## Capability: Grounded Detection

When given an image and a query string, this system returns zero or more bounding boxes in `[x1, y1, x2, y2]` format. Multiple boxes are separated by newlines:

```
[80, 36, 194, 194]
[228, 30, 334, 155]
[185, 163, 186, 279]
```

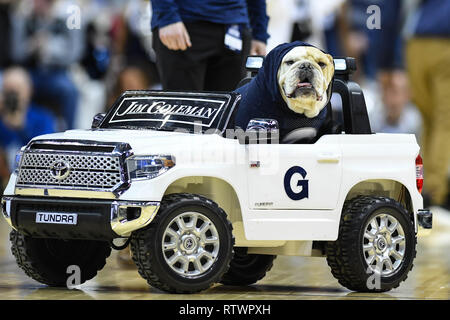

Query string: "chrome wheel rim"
[363, 213, 406, 277]
[162, 212, 220, 278]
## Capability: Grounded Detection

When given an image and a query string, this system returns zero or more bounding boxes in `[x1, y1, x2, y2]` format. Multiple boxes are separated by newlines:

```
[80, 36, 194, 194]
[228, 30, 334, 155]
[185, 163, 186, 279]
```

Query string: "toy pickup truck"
[1, 57, 432, 293]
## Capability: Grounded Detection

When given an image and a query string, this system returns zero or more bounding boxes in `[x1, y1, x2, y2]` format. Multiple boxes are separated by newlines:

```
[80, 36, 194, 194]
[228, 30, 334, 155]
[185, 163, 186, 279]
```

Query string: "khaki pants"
[406, 38, 450, 205]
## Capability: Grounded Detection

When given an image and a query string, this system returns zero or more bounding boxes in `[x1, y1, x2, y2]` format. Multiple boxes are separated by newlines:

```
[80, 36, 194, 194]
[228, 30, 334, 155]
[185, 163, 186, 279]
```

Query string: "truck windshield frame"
[99, 91, 241, 135]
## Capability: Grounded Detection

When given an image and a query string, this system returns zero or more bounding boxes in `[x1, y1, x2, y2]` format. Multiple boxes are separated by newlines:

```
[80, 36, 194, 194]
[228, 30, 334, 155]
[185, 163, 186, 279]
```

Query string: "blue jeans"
[31, 69, 78, 130]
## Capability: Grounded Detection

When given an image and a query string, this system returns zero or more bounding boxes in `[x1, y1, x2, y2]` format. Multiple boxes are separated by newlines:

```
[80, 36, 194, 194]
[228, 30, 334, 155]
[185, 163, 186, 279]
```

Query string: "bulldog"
[234, 41, 335, 139]
[278, 46, 334, 118]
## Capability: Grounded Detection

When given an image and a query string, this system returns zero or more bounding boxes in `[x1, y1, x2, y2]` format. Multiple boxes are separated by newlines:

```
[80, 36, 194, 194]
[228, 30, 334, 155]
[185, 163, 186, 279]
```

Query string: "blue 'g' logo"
[284, 166, 309, 200]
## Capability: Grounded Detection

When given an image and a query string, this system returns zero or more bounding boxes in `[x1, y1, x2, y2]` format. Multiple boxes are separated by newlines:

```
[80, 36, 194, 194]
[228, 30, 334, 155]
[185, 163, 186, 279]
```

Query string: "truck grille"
[16, 140, 131, 192]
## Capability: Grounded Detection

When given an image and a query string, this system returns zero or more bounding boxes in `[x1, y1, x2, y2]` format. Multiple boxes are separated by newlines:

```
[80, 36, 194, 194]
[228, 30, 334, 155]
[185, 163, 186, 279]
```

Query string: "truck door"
[246, 136, 342, 210]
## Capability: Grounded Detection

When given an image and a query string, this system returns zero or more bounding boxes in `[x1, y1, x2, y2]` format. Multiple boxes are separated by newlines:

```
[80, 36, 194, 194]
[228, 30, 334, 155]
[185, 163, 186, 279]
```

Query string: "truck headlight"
[127, 155, 175, 180]
[13, 147, 25, 174]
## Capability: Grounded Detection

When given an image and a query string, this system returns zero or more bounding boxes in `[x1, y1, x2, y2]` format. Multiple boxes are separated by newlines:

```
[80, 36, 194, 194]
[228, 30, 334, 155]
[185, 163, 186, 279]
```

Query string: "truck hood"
[30, 129, 221, 155]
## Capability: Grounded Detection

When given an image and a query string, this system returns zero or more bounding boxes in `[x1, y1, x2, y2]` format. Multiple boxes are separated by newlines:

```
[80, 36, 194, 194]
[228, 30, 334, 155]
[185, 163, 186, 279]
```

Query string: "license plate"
[36, 212, 78, 225]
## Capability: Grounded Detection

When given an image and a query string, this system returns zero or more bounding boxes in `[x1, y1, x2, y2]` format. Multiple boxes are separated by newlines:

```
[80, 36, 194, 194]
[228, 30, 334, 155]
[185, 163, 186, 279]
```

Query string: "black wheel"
[10, 230, 111, 286]
[326, 196, 417, 292]
[220, 247, 276, 286]
[130, 193, 234, 293]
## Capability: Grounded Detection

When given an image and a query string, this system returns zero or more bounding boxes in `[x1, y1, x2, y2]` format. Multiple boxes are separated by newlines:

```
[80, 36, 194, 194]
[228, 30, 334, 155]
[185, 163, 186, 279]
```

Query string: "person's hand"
[250, 40, 267, 56]
[159, 22, 192, 51]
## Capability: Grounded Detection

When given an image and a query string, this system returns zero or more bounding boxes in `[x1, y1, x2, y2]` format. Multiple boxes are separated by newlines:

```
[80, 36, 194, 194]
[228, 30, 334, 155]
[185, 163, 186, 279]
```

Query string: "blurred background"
[0, 0, 449, 299]
[0, 0, 448, 211]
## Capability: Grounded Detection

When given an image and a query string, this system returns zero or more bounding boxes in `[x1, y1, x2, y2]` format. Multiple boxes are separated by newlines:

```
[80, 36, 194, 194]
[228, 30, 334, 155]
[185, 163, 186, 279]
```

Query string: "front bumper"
[1, 196, 159, 240]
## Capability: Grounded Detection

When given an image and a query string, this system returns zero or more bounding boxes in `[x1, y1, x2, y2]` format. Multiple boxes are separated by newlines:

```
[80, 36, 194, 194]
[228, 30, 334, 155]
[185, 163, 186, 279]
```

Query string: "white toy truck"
[1, 57, 432, 293]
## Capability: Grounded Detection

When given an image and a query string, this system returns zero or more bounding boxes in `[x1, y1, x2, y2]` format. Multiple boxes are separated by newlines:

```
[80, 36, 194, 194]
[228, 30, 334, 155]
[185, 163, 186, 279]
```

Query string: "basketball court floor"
[0, 207, 448, 300]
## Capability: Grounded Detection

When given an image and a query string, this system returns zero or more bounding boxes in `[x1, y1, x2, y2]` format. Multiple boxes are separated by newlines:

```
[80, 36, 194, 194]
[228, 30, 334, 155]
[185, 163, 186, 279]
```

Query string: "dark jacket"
[414, 0, 450, 36]
[150, 0, 269, 43]
[233, 41, 328, 138]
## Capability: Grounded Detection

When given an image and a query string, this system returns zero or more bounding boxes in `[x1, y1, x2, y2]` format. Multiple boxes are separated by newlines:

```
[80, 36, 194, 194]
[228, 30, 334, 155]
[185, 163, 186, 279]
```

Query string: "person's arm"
[246, 0, 269, 55]
[151, 0, 191, 51]
[151, 0, 182, 29]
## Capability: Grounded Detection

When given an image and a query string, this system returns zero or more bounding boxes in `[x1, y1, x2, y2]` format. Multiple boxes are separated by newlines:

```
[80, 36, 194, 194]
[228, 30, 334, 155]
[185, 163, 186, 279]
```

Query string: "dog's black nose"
[299, 62, 313, 70]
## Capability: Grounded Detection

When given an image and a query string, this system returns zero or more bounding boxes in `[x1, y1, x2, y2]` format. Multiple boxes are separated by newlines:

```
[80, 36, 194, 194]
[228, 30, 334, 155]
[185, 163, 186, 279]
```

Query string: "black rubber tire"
[10, 230, 111, 287]
[130, 193, 235, 294]
[220, 247, 276, 286]
[325, 196, 417, 292]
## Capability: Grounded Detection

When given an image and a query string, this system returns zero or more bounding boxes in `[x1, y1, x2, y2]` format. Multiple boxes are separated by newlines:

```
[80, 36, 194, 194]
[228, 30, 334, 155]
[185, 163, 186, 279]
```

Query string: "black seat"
[281, 127, 318, 144]
[281, 102, 343, 144]
[236, 77, 252, 89]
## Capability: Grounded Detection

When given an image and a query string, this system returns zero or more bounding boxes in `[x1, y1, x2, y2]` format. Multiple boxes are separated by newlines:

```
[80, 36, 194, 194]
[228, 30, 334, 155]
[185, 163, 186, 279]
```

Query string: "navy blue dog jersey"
[234, 41, 329, 138]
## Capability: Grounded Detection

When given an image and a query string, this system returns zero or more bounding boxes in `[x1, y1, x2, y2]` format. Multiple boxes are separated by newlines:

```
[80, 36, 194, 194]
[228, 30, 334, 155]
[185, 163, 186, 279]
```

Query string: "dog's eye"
[318, 62, 327, 68]
[285, 60, 295, 66]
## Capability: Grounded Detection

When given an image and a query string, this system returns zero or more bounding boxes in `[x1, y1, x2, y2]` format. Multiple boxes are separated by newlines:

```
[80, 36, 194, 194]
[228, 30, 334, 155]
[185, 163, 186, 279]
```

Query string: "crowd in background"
[0, 0, 448, 209]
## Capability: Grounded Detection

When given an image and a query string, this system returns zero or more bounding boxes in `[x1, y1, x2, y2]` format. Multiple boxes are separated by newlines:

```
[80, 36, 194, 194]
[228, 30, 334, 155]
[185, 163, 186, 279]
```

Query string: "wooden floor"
[0, 207, 449, 300]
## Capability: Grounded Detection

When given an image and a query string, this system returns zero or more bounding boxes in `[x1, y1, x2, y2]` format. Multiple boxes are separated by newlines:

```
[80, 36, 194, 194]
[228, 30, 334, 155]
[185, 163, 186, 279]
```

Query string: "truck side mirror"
[237, 118, 279, 144]
[91, 113, 106, 129]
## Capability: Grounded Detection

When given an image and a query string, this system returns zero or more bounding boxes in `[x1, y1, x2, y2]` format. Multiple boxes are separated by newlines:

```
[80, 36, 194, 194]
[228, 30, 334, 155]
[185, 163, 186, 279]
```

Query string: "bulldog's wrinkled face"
[278, 46, 334, 118]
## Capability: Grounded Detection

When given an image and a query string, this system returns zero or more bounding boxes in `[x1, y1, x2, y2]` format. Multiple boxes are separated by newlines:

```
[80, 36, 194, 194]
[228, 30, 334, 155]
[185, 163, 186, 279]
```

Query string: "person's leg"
[153, 21, 225, 91]
[407, 38, 450, 205]
[153, 31, 204, 90]
[204, 51, 242, 91]
[406, 40, 433, 117]
[204, 27, 251, 92]
[406, 39, 432, 186]
[423, 39, 450, 205]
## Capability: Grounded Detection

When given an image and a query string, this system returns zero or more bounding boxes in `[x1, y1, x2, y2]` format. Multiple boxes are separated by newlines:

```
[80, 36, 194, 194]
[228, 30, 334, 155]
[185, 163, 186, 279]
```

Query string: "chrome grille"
[21, 153, 120, 171]
[16, 141, 130, 192]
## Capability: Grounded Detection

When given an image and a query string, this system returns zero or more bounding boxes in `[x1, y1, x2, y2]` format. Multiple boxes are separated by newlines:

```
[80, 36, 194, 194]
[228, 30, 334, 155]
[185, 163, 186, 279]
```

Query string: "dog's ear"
[325, 54, 335, 83]
[326, 54, 334, 72]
